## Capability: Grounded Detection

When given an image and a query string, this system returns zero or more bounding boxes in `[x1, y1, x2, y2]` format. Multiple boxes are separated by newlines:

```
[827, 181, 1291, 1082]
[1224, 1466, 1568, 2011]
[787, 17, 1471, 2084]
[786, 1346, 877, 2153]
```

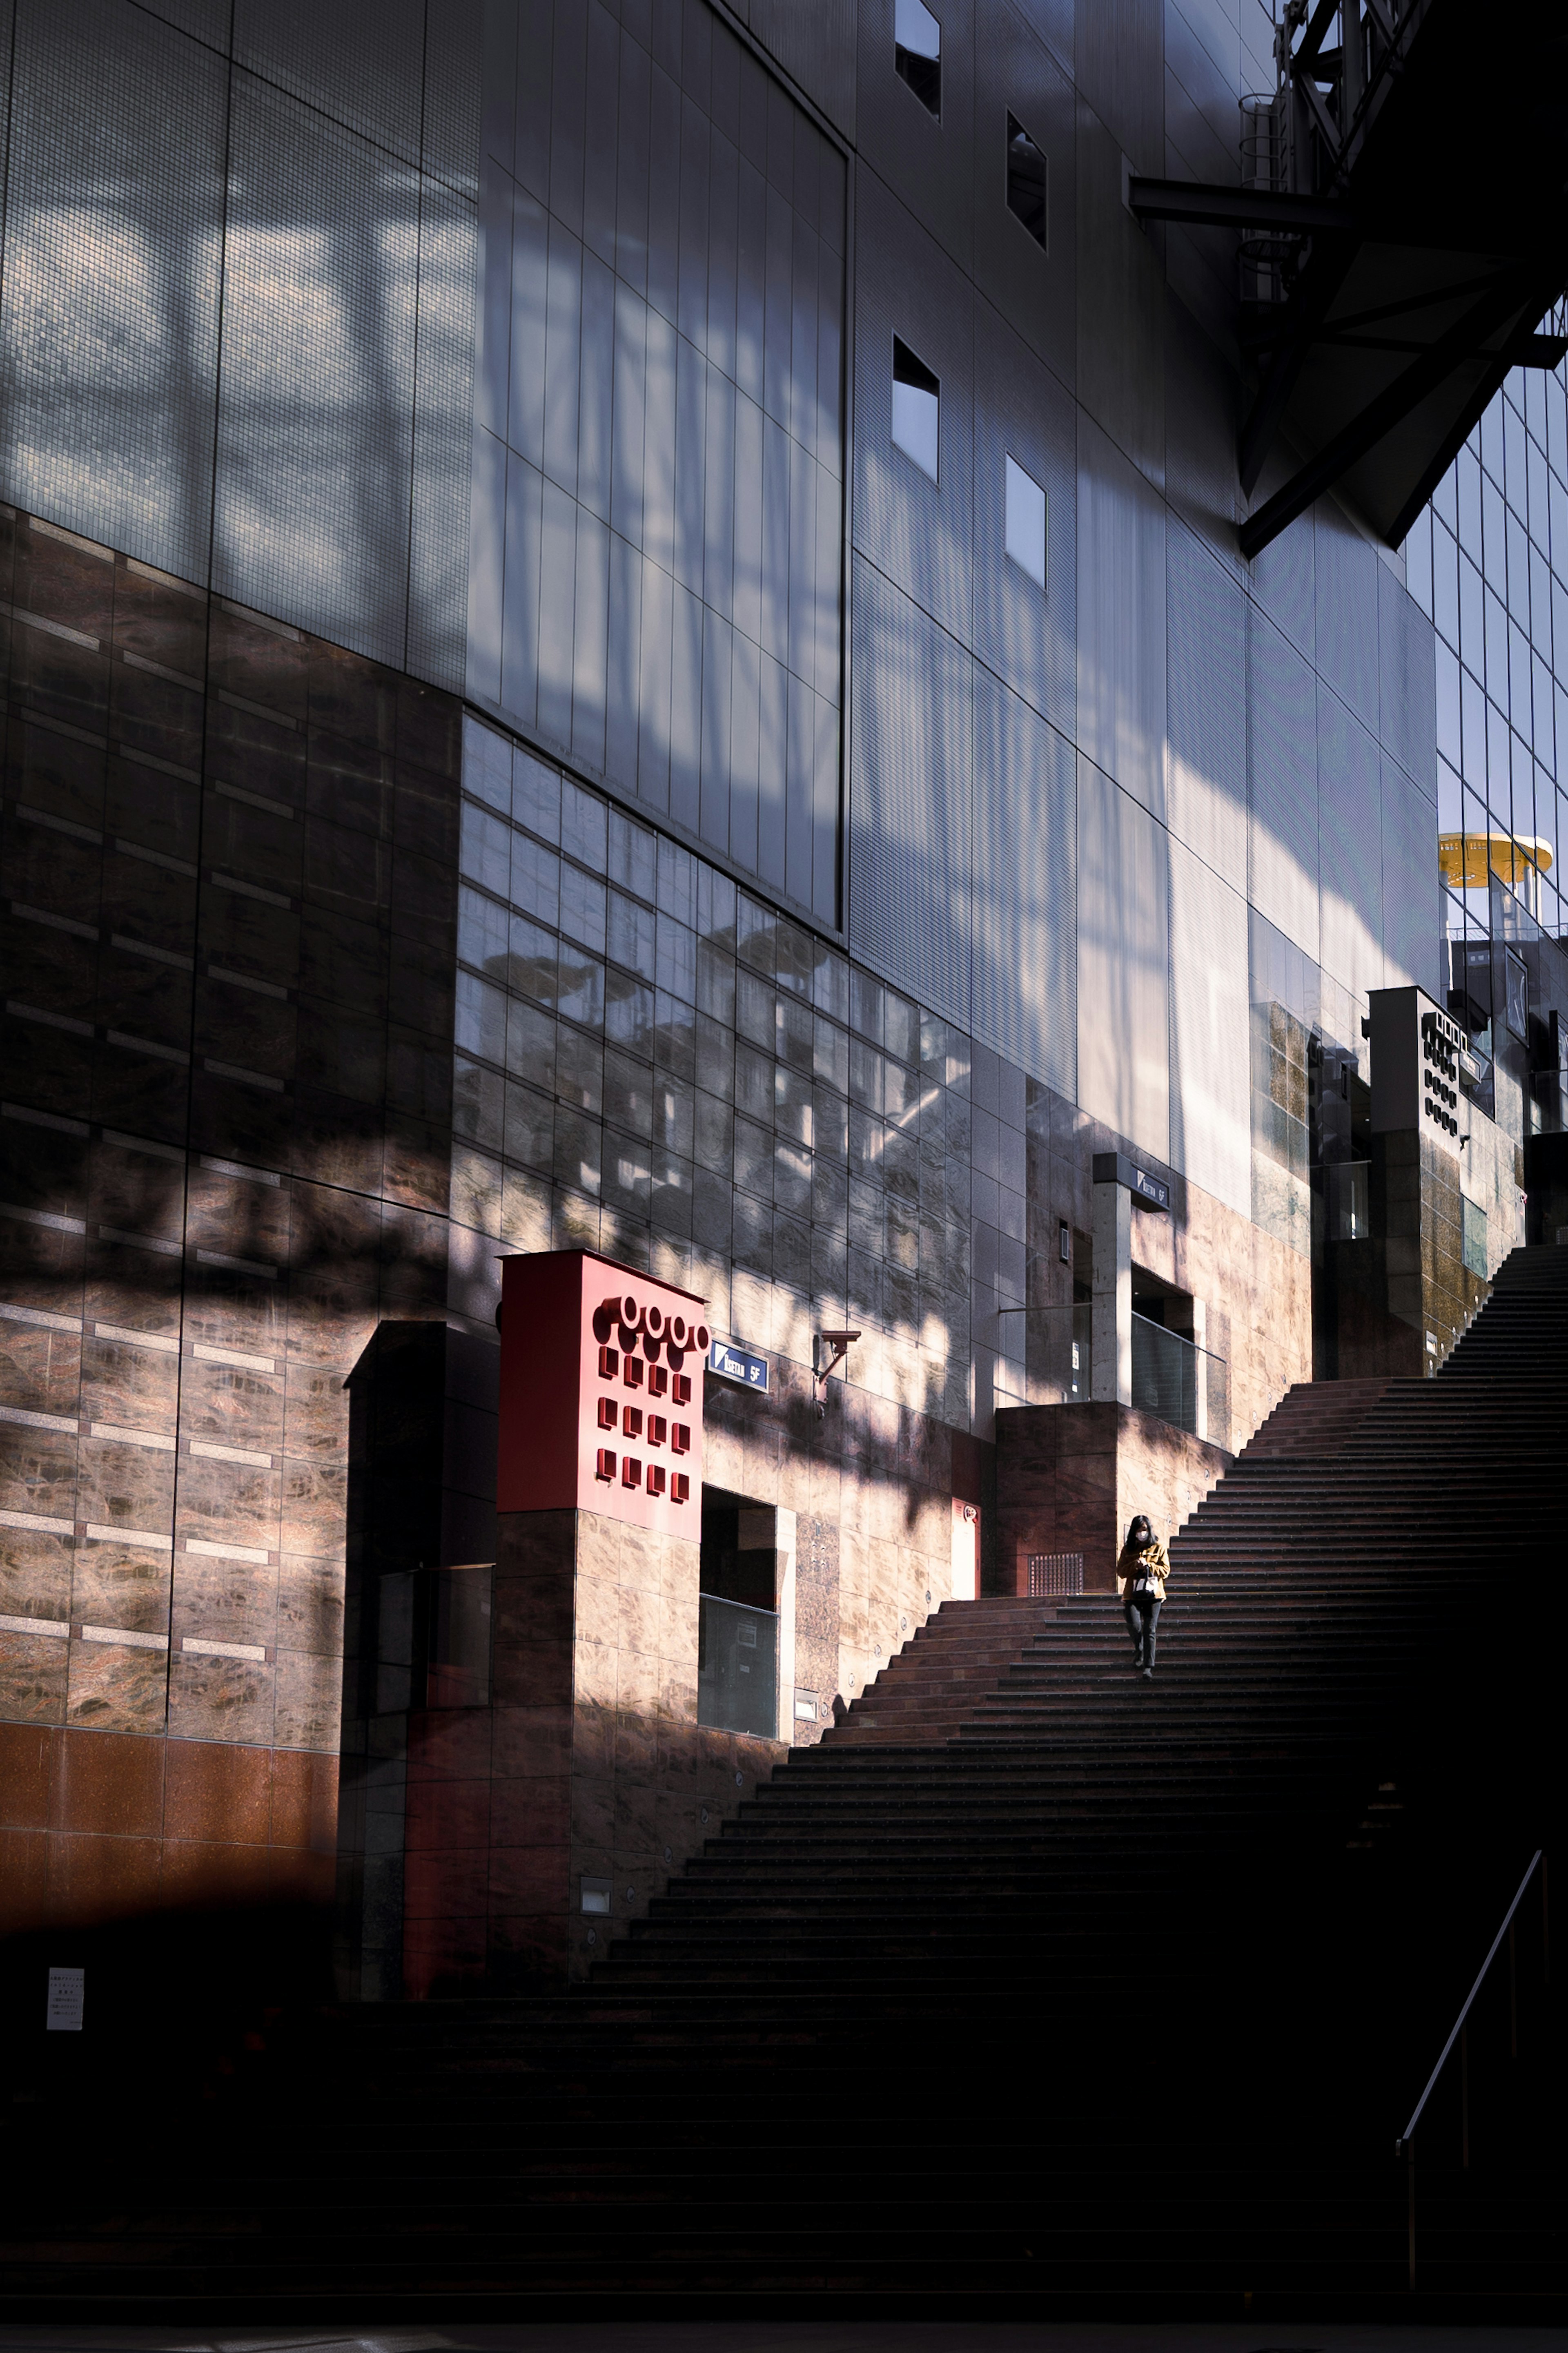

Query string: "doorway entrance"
[698, 1488, 780, 1738]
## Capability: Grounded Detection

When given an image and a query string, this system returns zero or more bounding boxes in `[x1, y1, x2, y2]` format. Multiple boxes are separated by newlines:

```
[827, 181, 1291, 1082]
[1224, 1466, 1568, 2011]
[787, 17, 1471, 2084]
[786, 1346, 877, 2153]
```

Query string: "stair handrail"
[1394, 1847, 1543, 2291]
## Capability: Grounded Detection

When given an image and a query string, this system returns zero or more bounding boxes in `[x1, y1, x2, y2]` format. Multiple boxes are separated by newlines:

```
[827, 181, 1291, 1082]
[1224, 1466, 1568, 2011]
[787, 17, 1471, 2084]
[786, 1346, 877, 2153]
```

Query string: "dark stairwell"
[2, 1249, 1564, 2318]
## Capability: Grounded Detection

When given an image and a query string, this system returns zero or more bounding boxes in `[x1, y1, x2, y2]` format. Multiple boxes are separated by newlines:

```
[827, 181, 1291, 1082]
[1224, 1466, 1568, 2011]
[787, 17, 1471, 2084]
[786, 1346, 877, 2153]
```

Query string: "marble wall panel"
[171, 1550, 278, 1649]
[275, 1552, 343, 1658]
[0, 1322, 82, 1418]
[277, 1460, 348, 1563]
[0, 1426, 79, 1524]
[78, 1333, 179, 1432]
[271, 1647, 341, 1760]
[75, 1433, 177, 1537]
[167, 1651, 274, 1746]
[0, 1630, 67, 1724]
[182, 1263, 288, 1359]
[69, 1537, 172, 1635]
[175, 1452, 281, 1555]
[66, 1637, 168, 1732]
[89, 1142, 186, 1245]
[0, 1506, 71, 1613]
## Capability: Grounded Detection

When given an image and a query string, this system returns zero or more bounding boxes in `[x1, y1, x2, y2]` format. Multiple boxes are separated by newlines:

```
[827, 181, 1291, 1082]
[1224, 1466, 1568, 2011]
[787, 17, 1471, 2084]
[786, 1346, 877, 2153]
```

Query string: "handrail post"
[1394, 1845, 1544, 2285]
[1460, 2023, 1468, 2168]
[1509, 1918, 1518, 2059]
[1398, 1851, 1542, 2150]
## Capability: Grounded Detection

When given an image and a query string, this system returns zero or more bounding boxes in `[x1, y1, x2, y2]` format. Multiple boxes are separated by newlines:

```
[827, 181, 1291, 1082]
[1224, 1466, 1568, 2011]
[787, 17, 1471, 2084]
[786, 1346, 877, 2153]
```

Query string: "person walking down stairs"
[1118, 1513, 1169, 1680]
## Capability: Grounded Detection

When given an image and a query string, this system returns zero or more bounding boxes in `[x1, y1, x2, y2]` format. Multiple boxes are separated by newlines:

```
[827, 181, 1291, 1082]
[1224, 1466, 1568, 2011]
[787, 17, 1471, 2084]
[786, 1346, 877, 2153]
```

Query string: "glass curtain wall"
[1403, 337, 1568, 1052]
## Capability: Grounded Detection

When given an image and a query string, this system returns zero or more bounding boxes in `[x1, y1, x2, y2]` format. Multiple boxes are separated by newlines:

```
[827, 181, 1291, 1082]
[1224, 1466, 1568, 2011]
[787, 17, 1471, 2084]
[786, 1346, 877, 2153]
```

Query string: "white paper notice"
[46, 1966, 84, 2032]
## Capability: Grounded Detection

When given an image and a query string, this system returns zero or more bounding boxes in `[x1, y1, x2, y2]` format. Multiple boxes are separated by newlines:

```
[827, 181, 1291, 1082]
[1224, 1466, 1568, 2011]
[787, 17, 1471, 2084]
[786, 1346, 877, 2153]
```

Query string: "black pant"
[1125, 1594, 1160, 1669]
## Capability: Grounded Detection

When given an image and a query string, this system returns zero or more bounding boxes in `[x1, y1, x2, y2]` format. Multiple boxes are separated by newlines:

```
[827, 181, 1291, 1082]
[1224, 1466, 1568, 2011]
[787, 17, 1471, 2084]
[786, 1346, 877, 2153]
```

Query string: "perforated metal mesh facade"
[1316, 683, 1384, 1005]
[970, 301, 1075, 737]
[0, 0, 478, 688]
[1314, 504, 1380, 734]
[409, 176, 481, 689]
[215, 80, 419, 669]
[971, 669, 1075, 1097]
[470, 0, 845, 927]
[1166, 521, 1246, 891]
[1076, 758, 1169, 1164]
[1381, 754, 1443, 997]
[234, 0, 427, 169]
[0, 0, 225, 585]
[0, 0, 1466, 1287]
[1168, 838, 1250, 1220]
[1247, 604, 1321, 962]
[838, 9, 1448, 1225]
[849, 557, 971, 1025]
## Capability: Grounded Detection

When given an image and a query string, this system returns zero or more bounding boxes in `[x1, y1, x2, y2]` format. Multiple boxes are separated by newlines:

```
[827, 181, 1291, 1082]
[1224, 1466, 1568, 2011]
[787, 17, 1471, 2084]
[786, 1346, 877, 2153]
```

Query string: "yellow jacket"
[1116, 1537, 1170, 1603]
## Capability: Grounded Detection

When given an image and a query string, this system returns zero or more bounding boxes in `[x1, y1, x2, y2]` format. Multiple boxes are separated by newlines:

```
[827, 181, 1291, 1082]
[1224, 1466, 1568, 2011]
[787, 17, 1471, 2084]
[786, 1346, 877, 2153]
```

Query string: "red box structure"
[497, 1250, 709, 1535]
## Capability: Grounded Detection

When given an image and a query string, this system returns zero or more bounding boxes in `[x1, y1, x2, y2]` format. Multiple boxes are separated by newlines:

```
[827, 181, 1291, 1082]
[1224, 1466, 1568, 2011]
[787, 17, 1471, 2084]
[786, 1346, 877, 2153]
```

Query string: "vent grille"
[1027, 1551, 1082, 1597]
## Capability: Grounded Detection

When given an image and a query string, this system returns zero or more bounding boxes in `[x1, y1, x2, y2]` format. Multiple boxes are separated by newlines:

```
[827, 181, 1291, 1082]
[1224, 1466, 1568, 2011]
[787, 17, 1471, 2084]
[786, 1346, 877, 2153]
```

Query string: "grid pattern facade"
[450, 710, 982, 1437]
[1404, 358, 1568, 955]
[0, 503, 462, 1898]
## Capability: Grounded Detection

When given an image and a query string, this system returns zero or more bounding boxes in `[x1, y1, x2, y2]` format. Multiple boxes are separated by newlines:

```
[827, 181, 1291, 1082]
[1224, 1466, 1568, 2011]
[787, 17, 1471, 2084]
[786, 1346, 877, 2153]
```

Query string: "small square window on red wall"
[672, 1373, 691, 1405]
[623, 1356, 643, 1388]
[648, 1414, 666, 1447]
[671, 1472, 689, 1503]
[598, 1345, 619, 1378]
[648, 1363, 668, 1397]
[597, 1397, 617, 1430]
[622, 1405, 642, 1438]
[621, 1456, 641, 1488]
[646, 1464, 666, 1497]
[671, 1423, 690, 1453]
[596, 1447, 616, 1481]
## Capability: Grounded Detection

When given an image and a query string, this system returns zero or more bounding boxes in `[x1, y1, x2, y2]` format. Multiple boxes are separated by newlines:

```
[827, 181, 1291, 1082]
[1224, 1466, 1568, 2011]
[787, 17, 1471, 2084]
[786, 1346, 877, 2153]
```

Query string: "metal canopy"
[1129, 0, 1568, 558]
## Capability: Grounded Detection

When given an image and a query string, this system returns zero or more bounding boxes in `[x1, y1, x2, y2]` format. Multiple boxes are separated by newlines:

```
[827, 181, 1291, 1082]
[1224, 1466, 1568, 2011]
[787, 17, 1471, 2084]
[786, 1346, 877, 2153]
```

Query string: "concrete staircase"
[824, 1369, 1392, 1750]
[1241, 1373, 1390, 1456]
[823, 1595, 1055, 1745]
[1, 1249, 1564, 2317]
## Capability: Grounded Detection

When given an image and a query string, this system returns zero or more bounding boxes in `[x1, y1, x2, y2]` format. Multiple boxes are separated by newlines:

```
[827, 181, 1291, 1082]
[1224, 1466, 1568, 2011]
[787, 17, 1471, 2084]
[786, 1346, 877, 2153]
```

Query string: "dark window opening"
[1007, 110, 1047, 248]
[895, 0, 941, 117]
[700, 1487, 777, 1610]
[892, 335, 940, 482]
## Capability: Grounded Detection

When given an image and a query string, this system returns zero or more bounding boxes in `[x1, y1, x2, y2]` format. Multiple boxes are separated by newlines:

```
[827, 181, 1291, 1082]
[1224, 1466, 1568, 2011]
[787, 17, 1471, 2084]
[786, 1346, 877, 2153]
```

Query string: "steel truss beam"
[1238, 267, 1537, 559]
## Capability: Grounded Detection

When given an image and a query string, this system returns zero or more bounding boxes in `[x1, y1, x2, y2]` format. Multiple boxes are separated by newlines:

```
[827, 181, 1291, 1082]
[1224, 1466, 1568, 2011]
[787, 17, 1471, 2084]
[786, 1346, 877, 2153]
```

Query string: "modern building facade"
[0, 0, 1559, 1995]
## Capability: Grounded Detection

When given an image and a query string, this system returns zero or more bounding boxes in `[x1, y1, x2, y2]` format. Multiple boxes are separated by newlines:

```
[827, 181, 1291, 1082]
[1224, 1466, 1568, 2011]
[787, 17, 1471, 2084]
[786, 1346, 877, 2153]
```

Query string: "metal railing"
[995, 1302, 1229, 1443]
[1394, 1848, 1546, 2290]
[1238, 0, 1426, 300]
[1131, 1314, 1230, 1447]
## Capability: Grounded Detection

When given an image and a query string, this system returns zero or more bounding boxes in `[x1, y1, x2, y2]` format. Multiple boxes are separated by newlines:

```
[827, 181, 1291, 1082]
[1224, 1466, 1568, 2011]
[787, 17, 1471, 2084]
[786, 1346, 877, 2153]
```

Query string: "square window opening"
[1006, 110, 1047, 248]
[893, 336, 940, 484]
[1005, 454, 1047, 589]
[895, 0, 941, 116]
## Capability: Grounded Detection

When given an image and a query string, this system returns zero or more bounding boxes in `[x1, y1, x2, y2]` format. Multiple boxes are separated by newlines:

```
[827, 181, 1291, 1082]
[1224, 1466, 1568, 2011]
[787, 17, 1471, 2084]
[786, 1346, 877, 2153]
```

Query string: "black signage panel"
[1091, 1151, 1170, 1212]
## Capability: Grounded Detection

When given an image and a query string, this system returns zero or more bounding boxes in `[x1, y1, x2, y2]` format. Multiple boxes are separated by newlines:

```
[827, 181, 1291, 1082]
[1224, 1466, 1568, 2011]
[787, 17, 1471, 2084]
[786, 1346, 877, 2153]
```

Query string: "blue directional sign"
[708, 1337, 769, 1393]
